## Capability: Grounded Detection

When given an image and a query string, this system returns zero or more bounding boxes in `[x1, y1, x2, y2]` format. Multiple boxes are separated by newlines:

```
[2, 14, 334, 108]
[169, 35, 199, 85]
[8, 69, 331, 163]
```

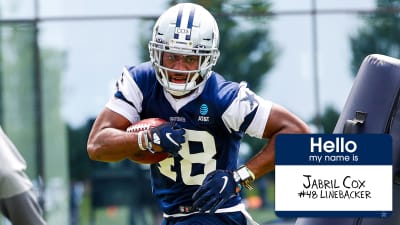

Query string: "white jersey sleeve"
[106, 67, 142, 123]
[221, 82, 272, 138]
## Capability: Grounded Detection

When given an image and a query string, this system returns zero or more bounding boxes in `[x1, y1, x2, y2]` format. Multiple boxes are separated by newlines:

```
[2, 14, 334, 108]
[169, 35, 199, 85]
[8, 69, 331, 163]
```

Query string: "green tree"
[172, 0, 276, 92]
[310, 105, 340, 134]
[326, 0, 400, 134]
[322, 0, 400, 135]
[350, 0, 400, 75]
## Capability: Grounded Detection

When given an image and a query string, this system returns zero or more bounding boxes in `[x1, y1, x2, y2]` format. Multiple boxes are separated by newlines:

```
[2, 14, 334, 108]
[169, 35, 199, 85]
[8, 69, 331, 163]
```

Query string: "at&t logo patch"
[198, 104, 210, 123]
[200, 104, 208, 115]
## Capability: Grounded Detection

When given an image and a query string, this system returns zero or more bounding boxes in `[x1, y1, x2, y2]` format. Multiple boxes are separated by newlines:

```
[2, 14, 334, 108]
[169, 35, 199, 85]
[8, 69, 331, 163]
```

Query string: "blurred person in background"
[0, 126, 47, 225]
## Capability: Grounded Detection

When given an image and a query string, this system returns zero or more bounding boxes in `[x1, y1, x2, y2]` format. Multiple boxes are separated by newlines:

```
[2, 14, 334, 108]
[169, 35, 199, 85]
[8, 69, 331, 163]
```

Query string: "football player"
[87, 3, 310, 225]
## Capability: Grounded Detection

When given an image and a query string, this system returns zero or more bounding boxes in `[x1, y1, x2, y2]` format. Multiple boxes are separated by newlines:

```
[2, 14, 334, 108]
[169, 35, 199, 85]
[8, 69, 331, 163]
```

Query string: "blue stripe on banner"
[275, 134, 392, 165]
[185, 6, 195, 40]
[174, 5, 184, 39]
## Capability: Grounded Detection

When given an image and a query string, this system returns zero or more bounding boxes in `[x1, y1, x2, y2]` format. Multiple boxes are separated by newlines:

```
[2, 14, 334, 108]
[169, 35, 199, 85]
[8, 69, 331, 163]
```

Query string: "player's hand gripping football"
[192, 170, 240, 213]
[148, 122, 185, 156]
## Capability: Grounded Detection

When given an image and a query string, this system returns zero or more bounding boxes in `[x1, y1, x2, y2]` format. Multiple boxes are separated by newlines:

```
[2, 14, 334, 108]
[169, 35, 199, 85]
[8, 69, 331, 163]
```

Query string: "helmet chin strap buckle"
[158, 69, 200, 97]
[164, 79, 196, 97]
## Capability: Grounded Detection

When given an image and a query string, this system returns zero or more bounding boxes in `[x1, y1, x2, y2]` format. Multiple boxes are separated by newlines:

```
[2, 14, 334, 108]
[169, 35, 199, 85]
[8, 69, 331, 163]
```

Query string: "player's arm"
[245, 103, 311, 179]
[87, 108, 161, 163]
[192, 103, 310, 213]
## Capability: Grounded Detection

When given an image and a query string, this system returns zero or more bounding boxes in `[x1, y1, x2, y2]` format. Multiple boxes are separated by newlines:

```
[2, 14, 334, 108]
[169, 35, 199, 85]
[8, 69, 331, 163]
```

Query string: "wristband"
[138, 131, 156, 153]
[143, 131, 154, 153]
[137, 131, 146, 151]
[143, 131, 155, 153]
[233, 165, 255, 190]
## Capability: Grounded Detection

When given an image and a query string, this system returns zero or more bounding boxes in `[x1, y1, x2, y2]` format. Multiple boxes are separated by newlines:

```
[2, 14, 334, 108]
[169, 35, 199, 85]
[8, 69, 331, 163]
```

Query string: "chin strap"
[162, 73, 199, 96]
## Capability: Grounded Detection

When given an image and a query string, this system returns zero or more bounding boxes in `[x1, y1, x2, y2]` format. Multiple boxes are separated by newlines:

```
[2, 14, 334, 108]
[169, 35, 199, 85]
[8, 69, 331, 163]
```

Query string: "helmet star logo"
[241, 91, 258, 110]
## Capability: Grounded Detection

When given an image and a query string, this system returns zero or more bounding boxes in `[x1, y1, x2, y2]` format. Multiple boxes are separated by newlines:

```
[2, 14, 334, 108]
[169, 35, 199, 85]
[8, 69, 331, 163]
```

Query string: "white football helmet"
[148, 3, 220, 96]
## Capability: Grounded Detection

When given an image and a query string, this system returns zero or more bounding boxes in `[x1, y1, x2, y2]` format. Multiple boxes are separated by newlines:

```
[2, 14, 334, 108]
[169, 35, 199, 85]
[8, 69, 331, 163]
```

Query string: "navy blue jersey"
[106, 62, 272, 215]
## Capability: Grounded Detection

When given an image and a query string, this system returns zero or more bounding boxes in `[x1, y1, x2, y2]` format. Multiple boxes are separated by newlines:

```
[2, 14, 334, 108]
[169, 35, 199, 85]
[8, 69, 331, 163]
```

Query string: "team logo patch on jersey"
[240, 90, 259, 111]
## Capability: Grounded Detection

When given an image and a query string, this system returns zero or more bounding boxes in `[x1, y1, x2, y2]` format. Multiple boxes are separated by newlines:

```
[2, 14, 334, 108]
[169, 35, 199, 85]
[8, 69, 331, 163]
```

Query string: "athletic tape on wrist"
[143, 131, 155, 153]
[137, 131, 146, 151]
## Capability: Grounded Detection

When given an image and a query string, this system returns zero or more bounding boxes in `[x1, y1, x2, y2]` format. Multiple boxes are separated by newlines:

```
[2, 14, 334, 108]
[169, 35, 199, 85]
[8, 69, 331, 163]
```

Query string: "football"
[126, 118, 170, 164]
[126, 117, 167, 133]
